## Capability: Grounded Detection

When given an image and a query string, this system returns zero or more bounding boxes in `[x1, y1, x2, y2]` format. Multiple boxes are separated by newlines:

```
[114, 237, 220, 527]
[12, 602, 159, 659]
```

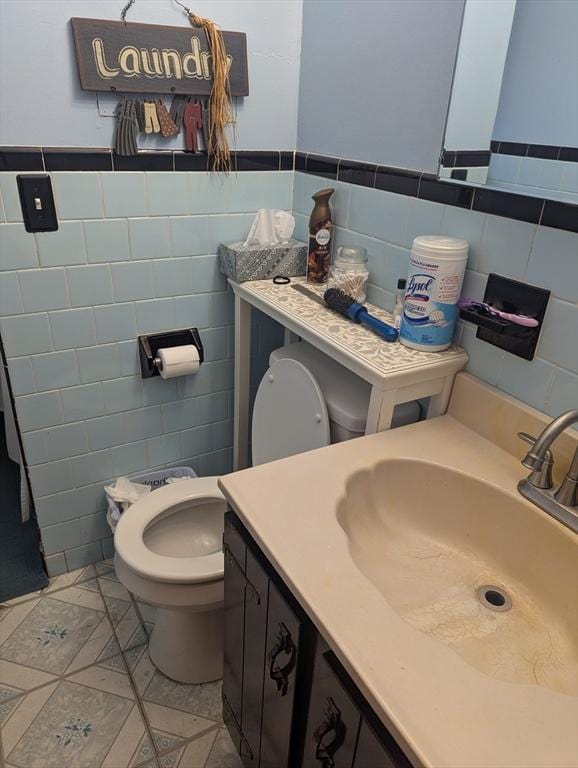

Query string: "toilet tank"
[269, 342, 420, 443]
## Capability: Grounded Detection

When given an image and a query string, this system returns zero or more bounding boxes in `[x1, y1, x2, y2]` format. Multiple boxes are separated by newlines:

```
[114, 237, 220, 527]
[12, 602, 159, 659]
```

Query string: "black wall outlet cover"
[476, 273, 550, 360]
[16, 174, 58, 233]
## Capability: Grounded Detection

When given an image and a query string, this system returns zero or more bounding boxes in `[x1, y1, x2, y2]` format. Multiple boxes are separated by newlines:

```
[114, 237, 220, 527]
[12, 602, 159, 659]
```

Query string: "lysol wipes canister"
[400, 236, 469, 352]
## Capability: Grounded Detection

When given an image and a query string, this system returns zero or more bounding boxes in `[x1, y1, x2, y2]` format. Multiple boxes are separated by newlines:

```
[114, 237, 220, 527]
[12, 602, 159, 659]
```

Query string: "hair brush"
[324, 288, 399, 342]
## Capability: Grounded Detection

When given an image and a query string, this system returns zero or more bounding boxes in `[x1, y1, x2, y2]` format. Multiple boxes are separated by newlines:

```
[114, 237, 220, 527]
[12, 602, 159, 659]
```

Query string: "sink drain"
[477, 585, 512, 612]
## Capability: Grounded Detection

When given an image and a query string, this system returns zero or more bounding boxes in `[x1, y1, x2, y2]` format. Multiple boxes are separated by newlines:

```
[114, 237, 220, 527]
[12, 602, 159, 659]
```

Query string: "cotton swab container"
[328, 245, 369, 303]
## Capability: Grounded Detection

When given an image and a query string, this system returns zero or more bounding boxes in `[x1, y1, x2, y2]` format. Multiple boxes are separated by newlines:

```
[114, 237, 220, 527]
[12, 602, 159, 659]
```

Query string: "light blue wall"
[296, 0, 465, 172]
[0, 170, 289, 574]
[0, 0, 303, 149]
[493, 0, 578, 146]
[292, 171, 578, 419]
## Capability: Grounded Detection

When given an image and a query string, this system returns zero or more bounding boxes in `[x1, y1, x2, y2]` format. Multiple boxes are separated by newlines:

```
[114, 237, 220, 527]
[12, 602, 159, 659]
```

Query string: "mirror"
[440, 0, 577, 204]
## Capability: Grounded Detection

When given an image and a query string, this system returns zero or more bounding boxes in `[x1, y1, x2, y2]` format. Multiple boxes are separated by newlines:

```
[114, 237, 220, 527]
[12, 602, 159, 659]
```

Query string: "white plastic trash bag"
[104, 466, 198, 533]
[105, 477, 151, 531]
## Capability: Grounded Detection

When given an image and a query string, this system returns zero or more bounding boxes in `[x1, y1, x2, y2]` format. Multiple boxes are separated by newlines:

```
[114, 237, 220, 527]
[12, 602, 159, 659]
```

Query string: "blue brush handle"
[348, 303, 399, 342]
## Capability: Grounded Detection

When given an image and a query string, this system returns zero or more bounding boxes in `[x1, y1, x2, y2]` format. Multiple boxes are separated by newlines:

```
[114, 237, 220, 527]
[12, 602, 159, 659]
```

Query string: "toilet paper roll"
[158, 345, 200, 379]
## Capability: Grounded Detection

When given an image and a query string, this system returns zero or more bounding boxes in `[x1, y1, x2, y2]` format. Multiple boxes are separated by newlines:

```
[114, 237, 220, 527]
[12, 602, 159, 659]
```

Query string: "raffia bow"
[185, 10, 234, 172]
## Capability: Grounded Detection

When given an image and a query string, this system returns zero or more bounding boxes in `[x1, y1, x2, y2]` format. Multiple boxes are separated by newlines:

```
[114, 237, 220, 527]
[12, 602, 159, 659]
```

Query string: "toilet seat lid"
[114, 477, 226, 583]
[252, 358, 330, 466]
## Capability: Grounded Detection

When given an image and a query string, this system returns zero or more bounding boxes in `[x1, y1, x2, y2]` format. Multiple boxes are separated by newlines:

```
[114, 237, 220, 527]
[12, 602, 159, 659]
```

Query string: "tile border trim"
[295, 152, 577, 233]
[0, 147, 295, 174]
[441, 149, 491, 168]
[490, 141, 578, 163]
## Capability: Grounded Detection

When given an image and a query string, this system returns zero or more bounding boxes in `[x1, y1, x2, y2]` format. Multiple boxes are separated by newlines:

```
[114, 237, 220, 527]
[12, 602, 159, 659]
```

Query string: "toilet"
[114, 342, 419, 684]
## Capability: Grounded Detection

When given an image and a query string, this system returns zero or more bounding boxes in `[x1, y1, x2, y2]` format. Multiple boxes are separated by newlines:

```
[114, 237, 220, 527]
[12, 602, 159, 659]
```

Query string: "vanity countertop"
[218, 374, 578, 768]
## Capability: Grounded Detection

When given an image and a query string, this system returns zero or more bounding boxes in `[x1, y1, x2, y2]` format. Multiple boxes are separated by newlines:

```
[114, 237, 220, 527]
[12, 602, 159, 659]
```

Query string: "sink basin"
[337, 458, 578, 695]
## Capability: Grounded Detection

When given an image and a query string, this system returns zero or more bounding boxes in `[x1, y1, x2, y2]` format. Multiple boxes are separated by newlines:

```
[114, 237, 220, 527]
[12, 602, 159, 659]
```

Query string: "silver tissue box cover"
[218, 239, 307, 282]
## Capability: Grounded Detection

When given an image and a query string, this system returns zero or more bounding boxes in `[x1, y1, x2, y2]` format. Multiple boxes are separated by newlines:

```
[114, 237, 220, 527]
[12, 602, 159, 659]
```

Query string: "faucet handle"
[518, 432, 554, 489]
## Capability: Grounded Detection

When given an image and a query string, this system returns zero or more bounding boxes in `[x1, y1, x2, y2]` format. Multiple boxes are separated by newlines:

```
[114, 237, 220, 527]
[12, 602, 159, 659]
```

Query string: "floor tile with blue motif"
[0, 560, 240, 767]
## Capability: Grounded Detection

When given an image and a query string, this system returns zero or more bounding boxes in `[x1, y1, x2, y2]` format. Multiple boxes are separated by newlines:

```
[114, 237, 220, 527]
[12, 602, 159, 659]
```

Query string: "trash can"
[105, 466, 197, 532]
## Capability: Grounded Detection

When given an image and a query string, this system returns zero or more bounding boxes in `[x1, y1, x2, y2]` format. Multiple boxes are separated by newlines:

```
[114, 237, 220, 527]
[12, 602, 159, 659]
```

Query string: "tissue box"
[218, 239, 307, 283]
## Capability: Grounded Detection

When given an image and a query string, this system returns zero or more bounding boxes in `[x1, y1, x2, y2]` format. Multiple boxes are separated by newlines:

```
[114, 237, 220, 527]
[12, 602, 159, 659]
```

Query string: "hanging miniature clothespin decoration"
[135, 99, 146, 133]
[116, 0, 235, 169]
[115, 97, 139, 155]
[183, 99, 203, 152]
[170, 95, 188, 129]
[143, 101, 160, 134]
[156, 99, 180, 137]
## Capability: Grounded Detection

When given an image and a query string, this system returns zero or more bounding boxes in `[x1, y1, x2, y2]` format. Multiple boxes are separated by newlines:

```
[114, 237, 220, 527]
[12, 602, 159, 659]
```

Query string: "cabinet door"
[240, 546, 270, 767]
[259, 578, 302, 768]
[223, 513, 247, 745]
[354, 719, 398, 768]
[302, 647, 361, 768]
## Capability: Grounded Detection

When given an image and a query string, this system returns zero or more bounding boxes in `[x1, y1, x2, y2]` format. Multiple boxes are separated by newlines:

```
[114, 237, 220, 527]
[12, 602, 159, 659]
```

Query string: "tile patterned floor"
[0, 560, 241, 768]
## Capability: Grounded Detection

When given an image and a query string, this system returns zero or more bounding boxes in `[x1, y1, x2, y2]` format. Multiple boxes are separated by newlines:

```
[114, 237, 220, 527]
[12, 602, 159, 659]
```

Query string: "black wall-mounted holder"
[138, 328, 204, 378]
[459, 273, 550, 360]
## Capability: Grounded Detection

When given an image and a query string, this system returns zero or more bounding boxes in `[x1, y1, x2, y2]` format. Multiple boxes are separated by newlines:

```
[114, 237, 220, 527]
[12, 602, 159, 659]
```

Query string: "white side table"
[230, 277, 468, 470]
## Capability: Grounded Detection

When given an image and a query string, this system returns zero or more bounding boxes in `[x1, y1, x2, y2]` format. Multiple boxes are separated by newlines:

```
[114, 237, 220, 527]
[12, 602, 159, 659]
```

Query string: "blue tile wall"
[0, 169, 292, 572]
[84, 219, 130, 263]
[293, 170, 578, 419]
[37, 221, 86, 267]
[67, 264, 114, 308]
[18, 268, 69, 312]
[488, 154, 578, 203]
[128, 217, 170, 260]
[1, 224, 38, 270]
[5, 164, 572, 576]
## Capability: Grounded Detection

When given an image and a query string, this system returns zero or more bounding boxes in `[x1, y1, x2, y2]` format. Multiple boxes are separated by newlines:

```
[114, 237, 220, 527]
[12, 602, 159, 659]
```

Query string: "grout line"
[106, 584, 223, 763]
[94, 573, 162, 760]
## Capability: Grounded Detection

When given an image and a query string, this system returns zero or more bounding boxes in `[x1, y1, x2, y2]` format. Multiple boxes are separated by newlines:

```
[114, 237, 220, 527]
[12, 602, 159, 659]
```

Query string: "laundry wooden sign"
[70, 18, 249, 96]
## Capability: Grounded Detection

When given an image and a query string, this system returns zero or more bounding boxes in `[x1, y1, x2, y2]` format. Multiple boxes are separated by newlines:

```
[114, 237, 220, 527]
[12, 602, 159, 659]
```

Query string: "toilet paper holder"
[138, 328, 204, 378]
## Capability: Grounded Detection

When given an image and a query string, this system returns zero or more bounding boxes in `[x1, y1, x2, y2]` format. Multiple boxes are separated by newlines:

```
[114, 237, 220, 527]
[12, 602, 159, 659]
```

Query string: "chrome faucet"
[518, 409, 578, 533]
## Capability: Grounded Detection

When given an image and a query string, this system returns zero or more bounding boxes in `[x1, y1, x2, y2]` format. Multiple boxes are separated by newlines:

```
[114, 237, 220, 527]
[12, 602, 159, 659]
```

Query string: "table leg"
[233, 295, 251, 471]
[365, 386, 396, 434]
[426, 375, 454, 418]
[284, 328, 300, 345]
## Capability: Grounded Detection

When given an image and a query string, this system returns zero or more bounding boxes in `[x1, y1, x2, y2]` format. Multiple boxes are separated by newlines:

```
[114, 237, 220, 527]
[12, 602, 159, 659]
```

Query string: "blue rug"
[0, 412, 47, 602]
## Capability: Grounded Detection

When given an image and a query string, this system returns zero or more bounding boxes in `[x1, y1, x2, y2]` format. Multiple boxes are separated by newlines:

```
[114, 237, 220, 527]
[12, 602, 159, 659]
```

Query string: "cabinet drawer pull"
[269, 622, 296, 696]
[313, 697, 346, 767]
[223, 542, 261, 604]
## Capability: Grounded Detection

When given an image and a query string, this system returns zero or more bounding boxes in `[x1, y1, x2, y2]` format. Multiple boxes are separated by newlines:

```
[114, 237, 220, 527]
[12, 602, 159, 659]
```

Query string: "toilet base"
[148, 605, 223, 684]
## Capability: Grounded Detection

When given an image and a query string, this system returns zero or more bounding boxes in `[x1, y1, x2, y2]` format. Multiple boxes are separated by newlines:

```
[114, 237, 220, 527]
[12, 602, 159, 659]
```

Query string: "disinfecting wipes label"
[400, 254, 465, 349]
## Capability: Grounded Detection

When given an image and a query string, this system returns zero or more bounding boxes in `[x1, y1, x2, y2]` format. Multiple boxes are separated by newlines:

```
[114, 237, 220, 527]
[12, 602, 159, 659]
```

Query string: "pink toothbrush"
[458, 299, 539, 328]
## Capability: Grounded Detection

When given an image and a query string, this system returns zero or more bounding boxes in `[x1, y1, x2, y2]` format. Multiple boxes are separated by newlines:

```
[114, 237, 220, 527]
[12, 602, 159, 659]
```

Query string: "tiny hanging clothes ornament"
[143, 100, 160, 134]
[115, 97, 139, 156]
[135, 99, 146, 133]
[183, 99, 203, 153]
[170, 94, 188, 127]
[156, 100, 179, 137]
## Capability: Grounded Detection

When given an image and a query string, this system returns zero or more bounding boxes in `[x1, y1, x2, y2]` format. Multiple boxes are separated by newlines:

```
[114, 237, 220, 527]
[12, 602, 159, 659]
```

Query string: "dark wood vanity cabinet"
[223, 511, 412, 768]
[223, 512, 314, 767]
[303, 642, 410, 768]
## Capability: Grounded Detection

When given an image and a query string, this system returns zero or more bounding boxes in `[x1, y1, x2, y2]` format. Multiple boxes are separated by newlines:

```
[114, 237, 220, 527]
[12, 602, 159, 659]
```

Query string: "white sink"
[337, 458, 578, 695]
